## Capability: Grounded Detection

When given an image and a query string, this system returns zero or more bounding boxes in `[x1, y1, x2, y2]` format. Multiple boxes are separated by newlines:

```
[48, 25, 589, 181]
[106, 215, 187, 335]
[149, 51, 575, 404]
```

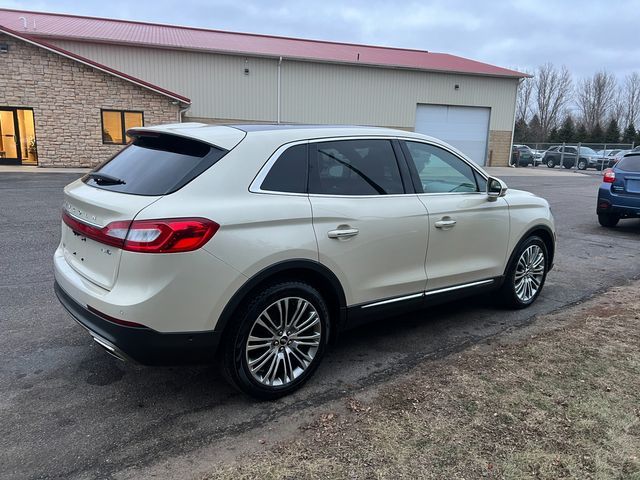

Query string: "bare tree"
[575, 71, 617, 130]
[533, 63, 573, 139]
[516, 73, 534, 122]
[620, 72, 640, 128]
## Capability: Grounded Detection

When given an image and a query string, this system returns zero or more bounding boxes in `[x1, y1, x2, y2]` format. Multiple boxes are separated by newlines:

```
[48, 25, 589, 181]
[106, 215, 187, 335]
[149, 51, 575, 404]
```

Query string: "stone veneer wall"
[487, 130, 513, 166]
[0, 33, 181, 167]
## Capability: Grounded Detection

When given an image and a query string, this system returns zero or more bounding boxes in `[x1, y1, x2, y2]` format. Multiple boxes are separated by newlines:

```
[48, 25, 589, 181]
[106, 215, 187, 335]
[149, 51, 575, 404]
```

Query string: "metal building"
[0, 8, 526, 167]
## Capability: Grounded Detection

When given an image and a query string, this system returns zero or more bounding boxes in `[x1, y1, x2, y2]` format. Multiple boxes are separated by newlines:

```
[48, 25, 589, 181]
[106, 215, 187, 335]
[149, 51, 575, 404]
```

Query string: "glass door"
[0, 109, 19, 164]
[0, 107, 37, 166]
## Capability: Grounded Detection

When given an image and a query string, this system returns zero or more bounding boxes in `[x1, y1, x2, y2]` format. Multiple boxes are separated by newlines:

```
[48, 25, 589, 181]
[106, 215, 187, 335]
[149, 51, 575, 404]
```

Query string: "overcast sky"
[2, 0, 638, 79]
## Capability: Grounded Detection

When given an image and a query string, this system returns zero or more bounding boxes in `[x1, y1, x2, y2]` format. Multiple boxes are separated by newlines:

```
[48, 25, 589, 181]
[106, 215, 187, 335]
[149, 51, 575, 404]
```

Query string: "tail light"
[63, 212, 219, 253]
[603, 169, 616, 183]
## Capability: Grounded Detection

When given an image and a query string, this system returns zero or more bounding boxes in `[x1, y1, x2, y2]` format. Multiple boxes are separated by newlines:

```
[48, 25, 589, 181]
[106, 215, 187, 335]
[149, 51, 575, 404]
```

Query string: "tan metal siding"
[49, 40, 518, 130]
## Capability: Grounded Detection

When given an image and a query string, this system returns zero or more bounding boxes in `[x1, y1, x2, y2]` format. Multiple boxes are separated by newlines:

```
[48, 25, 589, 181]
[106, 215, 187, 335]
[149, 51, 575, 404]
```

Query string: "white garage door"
[415, 105, 490, 166]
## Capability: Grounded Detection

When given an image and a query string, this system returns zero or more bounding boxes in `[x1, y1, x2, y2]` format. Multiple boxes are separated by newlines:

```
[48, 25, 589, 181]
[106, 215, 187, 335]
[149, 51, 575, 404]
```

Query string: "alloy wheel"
[514, 245, 545, 303]
[245, 297, 322, 387]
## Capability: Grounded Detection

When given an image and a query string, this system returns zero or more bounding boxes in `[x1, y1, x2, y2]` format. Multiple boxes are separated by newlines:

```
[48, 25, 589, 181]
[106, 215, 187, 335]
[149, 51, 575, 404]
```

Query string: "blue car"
[597, 153, 640, 227]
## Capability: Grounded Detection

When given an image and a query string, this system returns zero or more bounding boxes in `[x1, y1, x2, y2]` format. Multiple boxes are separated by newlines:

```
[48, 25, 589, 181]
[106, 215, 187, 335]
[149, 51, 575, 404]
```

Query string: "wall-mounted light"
[0, 44, 8, 53]
[244, 58, 250, 76]
[454, 84, 460, 90]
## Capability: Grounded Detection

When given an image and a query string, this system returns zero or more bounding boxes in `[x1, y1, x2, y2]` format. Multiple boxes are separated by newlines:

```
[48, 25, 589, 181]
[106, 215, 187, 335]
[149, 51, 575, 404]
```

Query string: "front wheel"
[598, 213, 620, 228]
[221, 281, 329, 399]
[546, 159, 556, 168]
[497, 236, 548, 309]
[577, 159, 587, 170]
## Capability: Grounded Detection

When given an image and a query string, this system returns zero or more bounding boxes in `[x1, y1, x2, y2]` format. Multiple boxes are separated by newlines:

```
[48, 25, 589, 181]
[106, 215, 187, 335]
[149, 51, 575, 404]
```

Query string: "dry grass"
[205, 285, 640, 480]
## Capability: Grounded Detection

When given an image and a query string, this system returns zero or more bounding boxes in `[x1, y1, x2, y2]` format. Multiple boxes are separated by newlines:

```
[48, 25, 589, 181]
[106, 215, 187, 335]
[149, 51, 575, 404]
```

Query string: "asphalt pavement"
[1, 170, 639, 479]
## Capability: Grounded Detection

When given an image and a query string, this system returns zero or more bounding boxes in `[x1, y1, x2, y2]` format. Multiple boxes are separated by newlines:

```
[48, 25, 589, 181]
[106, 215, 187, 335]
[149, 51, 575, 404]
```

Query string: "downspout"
[508, 78, 521, 167]
[177, 103, 191, 123]
[277, 56, 283, 124]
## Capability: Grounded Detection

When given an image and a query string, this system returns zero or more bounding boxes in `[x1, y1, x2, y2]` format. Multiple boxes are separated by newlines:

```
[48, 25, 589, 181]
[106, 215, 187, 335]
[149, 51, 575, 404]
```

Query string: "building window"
[101, 110, 144, 145]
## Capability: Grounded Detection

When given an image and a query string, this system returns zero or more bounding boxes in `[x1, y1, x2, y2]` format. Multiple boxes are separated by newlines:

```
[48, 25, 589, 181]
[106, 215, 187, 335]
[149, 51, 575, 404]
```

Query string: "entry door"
[0, 109, 19, 164]
[308, 139, 429, 306]
[401, 140, 510, 291]
[0, 108, 37, 165]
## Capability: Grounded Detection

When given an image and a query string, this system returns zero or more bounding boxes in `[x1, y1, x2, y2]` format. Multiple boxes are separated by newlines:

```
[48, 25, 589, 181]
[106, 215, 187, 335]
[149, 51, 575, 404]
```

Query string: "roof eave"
[30, 33, 526, 79]
[0, 26, 191, 104]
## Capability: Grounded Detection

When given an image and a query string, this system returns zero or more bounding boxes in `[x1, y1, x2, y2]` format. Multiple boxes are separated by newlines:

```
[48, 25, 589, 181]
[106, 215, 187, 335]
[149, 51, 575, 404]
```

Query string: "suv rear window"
[618, 155, 640, 172]
[84, 133, 228, 196]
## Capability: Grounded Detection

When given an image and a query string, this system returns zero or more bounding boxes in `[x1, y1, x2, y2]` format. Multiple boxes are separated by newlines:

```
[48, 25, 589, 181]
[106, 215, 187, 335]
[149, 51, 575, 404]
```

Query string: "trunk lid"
[62, 180, 160, 290]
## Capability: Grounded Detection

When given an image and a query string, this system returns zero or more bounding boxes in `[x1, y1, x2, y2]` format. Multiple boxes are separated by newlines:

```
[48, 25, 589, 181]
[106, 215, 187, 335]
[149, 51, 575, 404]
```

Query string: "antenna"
[18, 16, 27, 30]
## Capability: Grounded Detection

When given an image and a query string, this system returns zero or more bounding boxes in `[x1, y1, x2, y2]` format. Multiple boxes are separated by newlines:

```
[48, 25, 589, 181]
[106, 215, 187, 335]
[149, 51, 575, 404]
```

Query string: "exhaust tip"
[91, 334, 129, 362]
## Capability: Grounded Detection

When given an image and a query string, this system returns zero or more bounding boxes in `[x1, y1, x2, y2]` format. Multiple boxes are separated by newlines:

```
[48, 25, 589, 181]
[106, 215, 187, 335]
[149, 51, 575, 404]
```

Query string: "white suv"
[54, 124, 555, 399]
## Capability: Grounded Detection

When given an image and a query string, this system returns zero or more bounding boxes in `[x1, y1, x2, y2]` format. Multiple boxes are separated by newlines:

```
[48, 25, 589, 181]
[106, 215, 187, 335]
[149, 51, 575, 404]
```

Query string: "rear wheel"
[598, 213, 620, 228]
[497, 236, 548, 309]
[221, 281, 329, 399]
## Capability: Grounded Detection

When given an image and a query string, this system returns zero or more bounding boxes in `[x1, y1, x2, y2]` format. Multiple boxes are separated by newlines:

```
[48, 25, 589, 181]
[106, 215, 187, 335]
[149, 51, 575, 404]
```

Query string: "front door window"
[0, 108, 37, 165]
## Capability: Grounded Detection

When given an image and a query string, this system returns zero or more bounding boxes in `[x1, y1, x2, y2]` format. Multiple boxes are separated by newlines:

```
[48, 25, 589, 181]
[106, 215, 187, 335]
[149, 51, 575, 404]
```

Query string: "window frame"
[399, 139, 489, 196]
[249, 136, 416, 197]
[100, 109, 145, 145]
[259, 142, 309, 194]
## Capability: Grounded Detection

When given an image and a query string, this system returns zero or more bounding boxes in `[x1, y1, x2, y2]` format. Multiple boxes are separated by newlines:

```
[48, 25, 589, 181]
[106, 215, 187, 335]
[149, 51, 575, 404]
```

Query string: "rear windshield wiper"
[86, 172, 126, 185]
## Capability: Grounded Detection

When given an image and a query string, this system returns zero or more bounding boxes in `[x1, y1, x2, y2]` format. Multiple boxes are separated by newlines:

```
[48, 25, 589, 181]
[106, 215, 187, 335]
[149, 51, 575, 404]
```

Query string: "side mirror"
[487, 176, 508, 201]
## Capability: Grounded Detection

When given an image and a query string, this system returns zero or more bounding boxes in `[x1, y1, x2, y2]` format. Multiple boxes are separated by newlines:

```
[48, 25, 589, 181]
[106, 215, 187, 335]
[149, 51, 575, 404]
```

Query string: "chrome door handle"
[434, 219, 457, 229]
[328, 228, 359, 239]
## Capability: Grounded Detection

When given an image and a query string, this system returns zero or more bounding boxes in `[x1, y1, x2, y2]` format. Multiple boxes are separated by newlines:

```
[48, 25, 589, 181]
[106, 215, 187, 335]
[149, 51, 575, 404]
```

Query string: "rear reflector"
[87, 305, 149, 329]
[603, 169, 616, 183]
[63, 211, 219, 253]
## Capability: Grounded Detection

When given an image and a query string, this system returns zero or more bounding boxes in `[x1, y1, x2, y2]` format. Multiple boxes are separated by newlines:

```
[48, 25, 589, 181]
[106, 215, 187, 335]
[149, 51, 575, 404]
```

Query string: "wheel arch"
[215, 259, 347, 343]
[503, 225, 556, 278]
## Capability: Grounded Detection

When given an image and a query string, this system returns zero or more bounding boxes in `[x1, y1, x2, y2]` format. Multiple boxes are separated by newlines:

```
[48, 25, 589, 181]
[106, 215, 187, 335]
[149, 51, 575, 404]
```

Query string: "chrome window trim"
[249, 139, 310, 196]
[249, 134, 490, 198]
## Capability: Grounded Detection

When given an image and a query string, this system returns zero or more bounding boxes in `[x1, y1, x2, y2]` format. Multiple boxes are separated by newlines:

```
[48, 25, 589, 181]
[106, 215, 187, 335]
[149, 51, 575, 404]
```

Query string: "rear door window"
[618, 155, 640, 172]
[309, 139, 404, 195]
[84, 133, 228, 196]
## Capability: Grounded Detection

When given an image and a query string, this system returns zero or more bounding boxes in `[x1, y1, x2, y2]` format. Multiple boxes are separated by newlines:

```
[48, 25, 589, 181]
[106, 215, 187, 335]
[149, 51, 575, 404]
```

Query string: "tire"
[546, 158, 556, 168]
[577, 159, 587, 170]
[221, 281, 330, 400]
[598, 213, 620, 228]
[497, 236, 548, 309]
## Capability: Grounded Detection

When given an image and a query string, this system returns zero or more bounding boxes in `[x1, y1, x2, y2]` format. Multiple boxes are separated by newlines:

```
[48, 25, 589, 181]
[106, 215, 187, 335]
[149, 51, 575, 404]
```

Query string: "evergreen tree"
[513, 118, 529, 143]
[604, 118, 621, 143]
[558, 115, 575, 143]
[590, 122, 604, 143]
[575, 123, 588, 142]
[547, 127, 560, 143]
[622, 123, 637, 144]
[528, 114, 543, 142]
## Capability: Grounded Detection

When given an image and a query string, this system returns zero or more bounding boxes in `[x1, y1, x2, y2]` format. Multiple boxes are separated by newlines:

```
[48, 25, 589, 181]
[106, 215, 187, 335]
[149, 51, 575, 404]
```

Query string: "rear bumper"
[55, 281, 221, 365]
[597, 187, 640, 216]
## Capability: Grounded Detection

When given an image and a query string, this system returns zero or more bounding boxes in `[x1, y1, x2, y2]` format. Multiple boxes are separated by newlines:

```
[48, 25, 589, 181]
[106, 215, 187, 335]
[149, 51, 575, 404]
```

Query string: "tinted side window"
[261, 143, 308, 193]
[404, 141, 479, 193]
[309, 139, 404, 195]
